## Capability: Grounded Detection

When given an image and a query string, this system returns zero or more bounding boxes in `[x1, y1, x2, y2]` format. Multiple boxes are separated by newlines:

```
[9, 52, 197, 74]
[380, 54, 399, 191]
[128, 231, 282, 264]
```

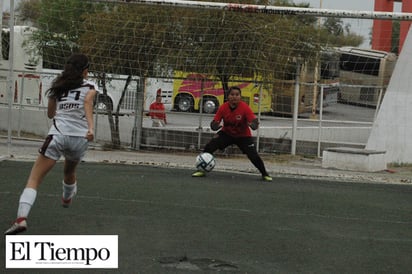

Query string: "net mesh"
[1, 0, 410, 155]
[21, 1, 365, 77]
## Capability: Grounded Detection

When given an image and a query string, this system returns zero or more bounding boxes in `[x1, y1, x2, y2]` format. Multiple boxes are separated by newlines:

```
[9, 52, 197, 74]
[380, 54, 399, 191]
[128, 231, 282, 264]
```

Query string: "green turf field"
[1, 160, 412, 273]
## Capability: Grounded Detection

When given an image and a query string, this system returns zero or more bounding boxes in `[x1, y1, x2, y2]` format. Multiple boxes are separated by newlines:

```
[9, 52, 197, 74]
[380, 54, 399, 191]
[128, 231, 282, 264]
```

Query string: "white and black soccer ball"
[195, 152, 216, 172]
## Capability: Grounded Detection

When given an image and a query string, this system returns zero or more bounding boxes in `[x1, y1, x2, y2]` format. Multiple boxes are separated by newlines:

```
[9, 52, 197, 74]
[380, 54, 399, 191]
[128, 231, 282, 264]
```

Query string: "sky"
[2, 0, 22, 12]
[2, 1, 12, 11]
[296, 0, 404, 11]
[296, 0, 374, 11]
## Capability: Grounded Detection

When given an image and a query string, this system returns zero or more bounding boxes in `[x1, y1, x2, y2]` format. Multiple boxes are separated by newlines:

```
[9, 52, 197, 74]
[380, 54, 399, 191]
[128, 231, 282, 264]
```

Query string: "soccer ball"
[195, 152, 216, 172]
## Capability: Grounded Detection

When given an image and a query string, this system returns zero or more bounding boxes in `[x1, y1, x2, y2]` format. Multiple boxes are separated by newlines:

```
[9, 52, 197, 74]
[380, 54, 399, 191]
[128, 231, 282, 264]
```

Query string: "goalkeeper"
[192, 86, 272, 181]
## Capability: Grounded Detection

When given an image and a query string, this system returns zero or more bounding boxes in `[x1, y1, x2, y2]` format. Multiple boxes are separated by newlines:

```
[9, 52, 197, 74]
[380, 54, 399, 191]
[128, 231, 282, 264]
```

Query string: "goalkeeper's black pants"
[204, 131, 269, 177]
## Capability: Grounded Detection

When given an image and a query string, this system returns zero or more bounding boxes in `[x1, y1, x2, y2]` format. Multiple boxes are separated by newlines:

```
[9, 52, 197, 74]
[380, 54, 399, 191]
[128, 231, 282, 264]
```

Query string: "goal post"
[104, 0, 412, 20]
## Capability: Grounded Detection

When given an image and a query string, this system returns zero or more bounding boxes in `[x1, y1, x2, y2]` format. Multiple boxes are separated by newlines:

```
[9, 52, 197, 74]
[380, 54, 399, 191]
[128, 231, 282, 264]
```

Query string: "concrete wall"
[0, 107, 366, 156]
[366, 28, 412, 164]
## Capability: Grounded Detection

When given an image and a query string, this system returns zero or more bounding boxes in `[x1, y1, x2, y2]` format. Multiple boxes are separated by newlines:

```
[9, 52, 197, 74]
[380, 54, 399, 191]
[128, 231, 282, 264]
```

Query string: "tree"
[320, 17, 363, 47]
[17, 0, 98, 68]
[157, 0, 320, 100]
[79, 4, 170, 147]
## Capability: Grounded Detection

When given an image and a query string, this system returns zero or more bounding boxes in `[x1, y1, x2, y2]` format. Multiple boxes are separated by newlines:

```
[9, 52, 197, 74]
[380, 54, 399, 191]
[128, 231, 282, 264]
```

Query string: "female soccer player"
[4, 53, 98, 235]
[192, 86, 272, 181]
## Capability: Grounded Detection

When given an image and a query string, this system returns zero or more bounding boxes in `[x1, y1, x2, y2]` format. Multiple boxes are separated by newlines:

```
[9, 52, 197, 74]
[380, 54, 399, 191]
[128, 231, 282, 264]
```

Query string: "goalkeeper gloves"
[210, 120, 222, 131]
[249, 118, 259, 130]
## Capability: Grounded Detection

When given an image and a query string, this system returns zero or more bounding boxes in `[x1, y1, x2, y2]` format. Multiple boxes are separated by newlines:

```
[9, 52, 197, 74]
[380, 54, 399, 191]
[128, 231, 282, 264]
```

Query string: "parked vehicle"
[0, 26, 42, 106]
[338, 47, 397, 107]
[172, 70, 272, 114]
[0, 26, 171, 113]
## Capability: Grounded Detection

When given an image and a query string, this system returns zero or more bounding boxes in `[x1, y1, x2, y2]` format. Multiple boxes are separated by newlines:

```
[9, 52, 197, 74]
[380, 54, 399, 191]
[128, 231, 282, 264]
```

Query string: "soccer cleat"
[192, 171, 206, 177]
[4, 217, 27, 235]
[262, 175, 273, 182]
[62, 197, 73, 208]
[62, 189, 77, 208]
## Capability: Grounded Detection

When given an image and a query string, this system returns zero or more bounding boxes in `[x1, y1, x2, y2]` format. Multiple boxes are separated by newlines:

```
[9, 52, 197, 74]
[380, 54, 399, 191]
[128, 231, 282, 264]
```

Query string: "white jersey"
[48, 79, 98, 137]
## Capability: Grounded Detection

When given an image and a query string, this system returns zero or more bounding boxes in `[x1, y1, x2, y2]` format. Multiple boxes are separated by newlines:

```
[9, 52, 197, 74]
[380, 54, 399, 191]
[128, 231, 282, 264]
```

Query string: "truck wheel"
[202, 97, 219, 114]
[96, 94, 113, 112]
[177, 94, 194, 112]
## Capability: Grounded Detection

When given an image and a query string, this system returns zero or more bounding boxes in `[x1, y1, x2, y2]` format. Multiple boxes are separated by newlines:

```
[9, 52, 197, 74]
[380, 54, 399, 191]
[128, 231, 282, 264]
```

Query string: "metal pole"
[132, 77, 144, 150]
[374, 87, 384, 121]
[256, 83, 263, 151]
[197, 78, 204, 150]
[291, 60, 301, 155]
[17, 73, 25, 137]
[0, 1, 3, 51]
[317, 85, 324, 158]
[123, 0, 412, 21]
[94, 99, 99, 143]
[7, 0, 15, 155]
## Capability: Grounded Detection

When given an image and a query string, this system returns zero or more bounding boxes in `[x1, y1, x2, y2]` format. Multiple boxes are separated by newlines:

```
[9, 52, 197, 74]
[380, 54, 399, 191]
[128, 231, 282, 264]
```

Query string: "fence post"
[6, 1, 15, 154]
[291, 60, 301, 155]
[317, 84, 324, 158]
[17, 74, 25, 137]
[374, 87, 384, 121]
[197, 78, 205, 150]
[256, 83, 263, 151]
[131, 77, 145, 150]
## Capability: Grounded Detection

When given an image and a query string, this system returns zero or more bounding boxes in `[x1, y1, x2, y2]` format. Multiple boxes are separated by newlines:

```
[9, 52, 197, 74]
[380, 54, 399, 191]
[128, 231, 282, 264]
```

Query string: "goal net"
[1, 0, 411, 157]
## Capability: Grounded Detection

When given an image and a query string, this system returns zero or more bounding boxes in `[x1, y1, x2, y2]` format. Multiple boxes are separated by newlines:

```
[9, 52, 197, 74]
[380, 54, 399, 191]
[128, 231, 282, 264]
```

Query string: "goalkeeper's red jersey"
[213, 101, 256, 137]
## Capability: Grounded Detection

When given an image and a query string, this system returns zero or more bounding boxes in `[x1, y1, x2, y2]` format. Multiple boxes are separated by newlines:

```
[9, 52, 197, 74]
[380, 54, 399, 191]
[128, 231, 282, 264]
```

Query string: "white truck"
[0, 26, 172, 112]
[0, 26, 42, 106]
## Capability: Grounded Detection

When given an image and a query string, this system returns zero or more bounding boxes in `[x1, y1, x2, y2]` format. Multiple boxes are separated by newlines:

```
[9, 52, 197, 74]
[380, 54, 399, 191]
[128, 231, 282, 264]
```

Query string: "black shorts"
[204, 131, 258, 156]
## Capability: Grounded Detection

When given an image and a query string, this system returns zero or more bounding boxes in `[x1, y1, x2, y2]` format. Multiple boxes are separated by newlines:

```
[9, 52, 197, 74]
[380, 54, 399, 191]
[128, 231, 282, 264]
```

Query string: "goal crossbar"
[100, 0, 412, 21]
